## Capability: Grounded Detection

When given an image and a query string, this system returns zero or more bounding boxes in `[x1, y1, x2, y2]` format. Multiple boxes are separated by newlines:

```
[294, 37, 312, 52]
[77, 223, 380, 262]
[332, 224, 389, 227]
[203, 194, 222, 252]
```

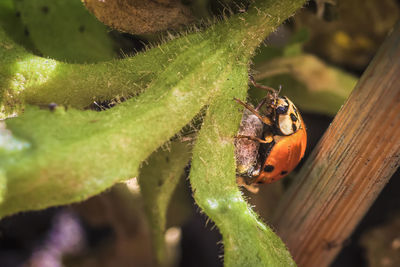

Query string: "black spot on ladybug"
[257, 181, 263, 184]
[79, 25, 85, 33]
[290, 113, 298, 122]
[263, 165, 274, 172]
[280, 171, 288, 175]
[293, 105, 298, 116]
[16, 11, 21, 18]
[276, 105, 288, 114]
[41, 6, 49, 14]
[24, 27, 29, 36]
[292, 123, 297, 132]
[48, 102, 57, 111]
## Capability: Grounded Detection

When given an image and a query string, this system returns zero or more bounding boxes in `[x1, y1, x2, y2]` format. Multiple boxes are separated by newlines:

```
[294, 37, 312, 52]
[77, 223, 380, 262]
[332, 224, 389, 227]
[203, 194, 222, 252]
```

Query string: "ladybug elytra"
[234, 80, 307, 189]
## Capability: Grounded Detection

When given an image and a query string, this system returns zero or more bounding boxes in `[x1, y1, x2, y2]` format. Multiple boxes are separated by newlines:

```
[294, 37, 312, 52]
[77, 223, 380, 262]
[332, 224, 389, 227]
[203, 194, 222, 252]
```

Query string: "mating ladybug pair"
[234, 78, 307, 191]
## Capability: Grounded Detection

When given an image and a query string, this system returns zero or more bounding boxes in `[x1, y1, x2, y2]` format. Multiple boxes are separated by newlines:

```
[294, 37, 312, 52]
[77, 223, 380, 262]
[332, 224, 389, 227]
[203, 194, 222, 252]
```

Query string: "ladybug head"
[275, 97, 302, 136]
[275, 99, 289, 114]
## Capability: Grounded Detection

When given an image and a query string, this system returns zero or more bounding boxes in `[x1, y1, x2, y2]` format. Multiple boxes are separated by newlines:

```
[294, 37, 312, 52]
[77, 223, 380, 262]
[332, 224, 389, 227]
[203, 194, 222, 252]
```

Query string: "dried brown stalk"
[272, 21, 400, 267]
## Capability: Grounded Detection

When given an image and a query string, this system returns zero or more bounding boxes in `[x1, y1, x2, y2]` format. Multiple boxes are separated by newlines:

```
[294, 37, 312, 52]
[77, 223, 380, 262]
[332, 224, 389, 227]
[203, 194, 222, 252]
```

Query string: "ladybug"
[234, 80, 307, 187]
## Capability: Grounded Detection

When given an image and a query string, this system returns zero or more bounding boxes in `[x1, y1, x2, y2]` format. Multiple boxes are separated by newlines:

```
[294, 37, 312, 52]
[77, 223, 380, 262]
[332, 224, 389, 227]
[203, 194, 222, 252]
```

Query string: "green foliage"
[13, 0, 115, 62]
[250, 68, 356, 116]
[256, 73, 354, 116]
[0, 0, 36, 51]
[252, 28, 310, 64]
[283, 28, 310, 56]
[251, 29, 357, 116]
[0, 0, 309, 266]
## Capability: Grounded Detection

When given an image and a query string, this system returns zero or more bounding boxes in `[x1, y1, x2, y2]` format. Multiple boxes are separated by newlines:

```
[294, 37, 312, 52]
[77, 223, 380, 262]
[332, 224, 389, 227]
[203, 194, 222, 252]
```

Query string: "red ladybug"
[234, 82, 307, 187]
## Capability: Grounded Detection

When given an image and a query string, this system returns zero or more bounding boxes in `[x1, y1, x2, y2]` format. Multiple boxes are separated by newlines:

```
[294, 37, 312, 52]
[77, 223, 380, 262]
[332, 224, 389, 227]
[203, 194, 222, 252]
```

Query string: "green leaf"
[283, 28, 310, 57]
[0, 0, 36, 52]
[139, 141, 190, 265]
[253, 28, 310, 64]
[13, 0, 115, 63]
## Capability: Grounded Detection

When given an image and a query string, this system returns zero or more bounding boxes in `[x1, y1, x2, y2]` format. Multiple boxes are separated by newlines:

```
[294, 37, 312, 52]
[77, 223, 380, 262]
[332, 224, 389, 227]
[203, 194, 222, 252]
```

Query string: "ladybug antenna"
[270, 86, 281, 109]
[249, 76, 276, 94]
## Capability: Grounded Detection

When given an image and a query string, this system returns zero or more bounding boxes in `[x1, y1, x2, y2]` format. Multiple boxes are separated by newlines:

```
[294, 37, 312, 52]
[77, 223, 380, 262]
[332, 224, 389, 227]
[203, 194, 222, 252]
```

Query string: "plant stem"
[226, 0, 306, 56]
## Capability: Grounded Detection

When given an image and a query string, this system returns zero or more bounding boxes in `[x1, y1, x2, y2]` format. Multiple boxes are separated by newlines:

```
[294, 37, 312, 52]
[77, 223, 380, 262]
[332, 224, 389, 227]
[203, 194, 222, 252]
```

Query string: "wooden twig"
[272, 21, 400, 267]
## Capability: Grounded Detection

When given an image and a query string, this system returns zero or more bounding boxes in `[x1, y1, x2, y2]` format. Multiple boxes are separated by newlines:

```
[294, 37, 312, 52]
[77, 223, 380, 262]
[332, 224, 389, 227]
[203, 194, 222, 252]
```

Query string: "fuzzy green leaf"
[0, 0, 36, 52]
[13, 0, 115, 63]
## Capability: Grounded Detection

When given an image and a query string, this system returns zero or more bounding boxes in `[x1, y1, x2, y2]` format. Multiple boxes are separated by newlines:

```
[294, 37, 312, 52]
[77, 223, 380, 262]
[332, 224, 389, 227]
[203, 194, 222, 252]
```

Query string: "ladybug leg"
[249, 76, 280, 109]
[255, 97, 268, 111]
[234, 98, 273, 126]
[263, 132, 274, 143]
[249, 76, 276, 93]
[235, 135, 273, 144]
